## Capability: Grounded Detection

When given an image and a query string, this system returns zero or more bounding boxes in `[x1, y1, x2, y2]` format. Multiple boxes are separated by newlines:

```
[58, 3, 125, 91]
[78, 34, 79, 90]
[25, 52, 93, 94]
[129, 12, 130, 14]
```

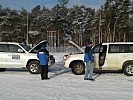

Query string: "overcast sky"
[0, 0, 105, 11]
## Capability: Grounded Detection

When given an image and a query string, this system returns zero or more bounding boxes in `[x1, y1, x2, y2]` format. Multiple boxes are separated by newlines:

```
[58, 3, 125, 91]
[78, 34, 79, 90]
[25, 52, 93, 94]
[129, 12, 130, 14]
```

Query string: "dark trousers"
[40, 65, 48, 79]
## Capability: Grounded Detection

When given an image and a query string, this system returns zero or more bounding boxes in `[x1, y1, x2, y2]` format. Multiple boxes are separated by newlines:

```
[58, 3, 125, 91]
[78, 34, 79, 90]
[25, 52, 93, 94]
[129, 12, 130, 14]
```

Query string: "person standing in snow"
[37, 43, 49, 80]
[84, 42, 94, 81]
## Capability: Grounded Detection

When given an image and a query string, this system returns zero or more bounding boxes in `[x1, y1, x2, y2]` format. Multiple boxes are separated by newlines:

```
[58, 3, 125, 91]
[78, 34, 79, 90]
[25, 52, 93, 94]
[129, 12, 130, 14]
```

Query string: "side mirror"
[18, 49, 24, 53]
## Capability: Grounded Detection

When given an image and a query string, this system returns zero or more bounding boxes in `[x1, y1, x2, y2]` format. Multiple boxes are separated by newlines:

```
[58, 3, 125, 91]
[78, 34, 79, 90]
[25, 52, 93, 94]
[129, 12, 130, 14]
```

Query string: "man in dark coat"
[37, 43, 49, 80]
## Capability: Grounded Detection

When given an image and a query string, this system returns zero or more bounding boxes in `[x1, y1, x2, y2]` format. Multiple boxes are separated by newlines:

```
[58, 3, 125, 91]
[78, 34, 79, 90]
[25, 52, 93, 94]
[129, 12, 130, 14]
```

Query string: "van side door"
[98, 45, 107, 69]
[92, 44, 101, 69]
[6, 44, 25, 68]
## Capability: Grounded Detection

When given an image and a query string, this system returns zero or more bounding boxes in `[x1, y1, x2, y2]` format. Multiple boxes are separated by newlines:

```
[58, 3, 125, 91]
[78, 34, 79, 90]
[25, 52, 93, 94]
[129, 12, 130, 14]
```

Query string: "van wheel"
[123, 63, 133, 76]
[71, 62, 85, 75]
[27, 61, 40, 74]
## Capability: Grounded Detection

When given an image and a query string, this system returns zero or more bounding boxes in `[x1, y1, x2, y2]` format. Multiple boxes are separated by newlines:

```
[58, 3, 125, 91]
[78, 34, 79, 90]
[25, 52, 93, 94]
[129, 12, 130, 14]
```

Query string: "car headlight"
[63, 54, 71, 60]
[63, 55, 68, 60]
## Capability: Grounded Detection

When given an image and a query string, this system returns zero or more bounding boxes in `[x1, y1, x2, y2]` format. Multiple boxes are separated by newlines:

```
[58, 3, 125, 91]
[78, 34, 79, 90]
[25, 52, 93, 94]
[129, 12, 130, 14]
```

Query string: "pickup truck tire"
[71, 62, 85, 75]
[123, 62, 133, 76]
[27, 61, 40, 74]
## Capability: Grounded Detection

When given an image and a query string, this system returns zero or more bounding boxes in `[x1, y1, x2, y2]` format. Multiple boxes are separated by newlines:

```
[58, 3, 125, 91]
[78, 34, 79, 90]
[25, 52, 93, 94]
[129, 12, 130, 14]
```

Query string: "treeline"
[0, 0, 133, 46]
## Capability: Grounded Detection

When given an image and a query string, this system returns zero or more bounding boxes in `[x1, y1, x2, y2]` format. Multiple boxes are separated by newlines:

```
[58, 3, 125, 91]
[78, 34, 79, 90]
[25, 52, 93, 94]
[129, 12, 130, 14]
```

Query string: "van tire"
[27, 61, 40, 74]
[123, 62, 133, 76]
[71, 62, 85, 75]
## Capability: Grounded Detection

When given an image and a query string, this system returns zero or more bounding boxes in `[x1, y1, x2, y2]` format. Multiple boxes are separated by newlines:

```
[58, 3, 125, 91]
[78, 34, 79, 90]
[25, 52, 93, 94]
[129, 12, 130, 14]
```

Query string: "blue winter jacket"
[37, 47, 49, 65]
[84, 46, 94, 63]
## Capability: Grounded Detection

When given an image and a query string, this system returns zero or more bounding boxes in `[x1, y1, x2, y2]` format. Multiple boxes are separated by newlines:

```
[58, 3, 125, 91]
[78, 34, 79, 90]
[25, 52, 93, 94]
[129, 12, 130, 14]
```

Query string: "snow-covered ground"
[0, 53, 133, 100]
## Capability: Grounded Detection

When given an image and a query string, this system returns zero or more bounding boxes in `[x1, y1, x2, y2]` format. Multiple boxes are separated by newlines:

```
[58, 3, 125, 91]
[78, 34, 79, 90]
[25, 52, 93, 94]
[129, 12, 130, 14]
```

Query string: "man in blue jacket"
[37, 43, 49, 80]
[84, 42, 94, 81]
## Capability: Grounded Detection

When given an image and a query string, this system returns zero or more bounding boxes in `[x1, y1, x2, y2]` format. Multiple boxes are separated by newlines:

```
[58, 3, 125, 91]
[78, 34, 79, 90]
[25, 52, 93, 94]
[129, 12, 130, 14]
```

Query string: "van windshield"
[20, 44, 31, 51]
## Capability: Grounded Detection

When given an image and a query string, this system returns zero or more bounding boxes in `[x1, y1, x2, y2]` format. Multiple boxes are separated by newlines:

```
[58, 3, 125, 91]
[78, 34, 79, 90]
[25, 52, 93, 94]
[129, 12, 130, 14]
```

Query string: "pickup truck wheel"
[27, 61, 40, 74]
[123, 63, 133, 76]
[71, 62, 85, 75]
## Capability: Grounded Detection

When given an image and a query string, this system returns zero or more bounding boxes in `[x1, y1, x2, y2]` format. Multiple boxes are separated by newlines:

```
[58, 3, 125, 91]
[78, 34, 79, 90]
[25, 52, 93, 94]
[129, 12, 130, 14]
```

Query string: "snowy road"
[0, 63, 133, 100]
[0, 53, 133, 100]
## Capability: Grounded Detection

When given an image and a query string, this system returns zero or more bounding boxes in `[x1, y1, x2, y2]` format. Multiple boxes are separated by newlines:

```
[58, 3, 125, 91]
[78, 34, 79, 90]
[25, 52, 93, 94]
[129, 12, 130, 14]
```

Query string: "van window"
[92, 44, 101, 53]
[0, 44, 7, 52]
[108, 44, 133, 53]
[7, 44, 24, 53]
[128, 44, 133, 53]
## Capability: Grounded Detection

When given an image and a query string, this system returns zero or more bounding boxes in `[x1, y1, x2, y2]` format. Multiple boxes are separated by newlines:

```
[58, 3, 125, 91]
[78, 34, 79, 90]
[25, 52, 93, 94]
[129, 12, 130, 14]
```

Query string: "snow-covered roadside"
[0, 53, 133, 100]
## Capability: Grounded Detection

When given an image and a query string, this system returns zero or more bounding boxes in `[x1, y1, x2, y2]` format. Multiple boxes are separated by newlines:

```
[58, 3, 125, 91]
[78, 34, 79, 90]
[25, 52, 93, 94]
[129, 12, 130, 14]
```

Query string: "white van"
[63, 40, 133, 76]
[0, 41, 55, 74]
